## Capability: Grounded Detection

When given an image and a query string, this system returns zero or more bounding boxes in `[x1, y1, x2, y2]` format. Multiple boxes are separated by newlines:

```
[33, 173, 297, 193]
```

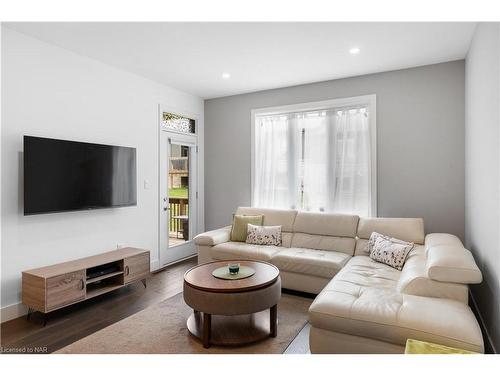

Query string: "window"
[162, 112, 196, 134]
[251, 95, 376, 217]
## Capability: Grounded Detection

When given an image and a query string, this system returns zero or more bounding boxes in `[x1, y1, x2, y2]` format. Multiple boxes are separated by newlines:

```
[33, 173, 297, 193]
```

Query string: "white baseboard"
[153, 254, 197, 273]
[150, 259, 160, 272]
[1, 302, 27, 323]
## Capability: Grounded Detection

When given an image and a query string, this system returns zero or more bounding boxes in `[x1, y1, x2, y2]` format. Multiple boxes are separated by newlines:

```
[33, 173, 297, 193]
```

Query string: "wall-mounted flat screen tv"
[24, 136, 137, 215]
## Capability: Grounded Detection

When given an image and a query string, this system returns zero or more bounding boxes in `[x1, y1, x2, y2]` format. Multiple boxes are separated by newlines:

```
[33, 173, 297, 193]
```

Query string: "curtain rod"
[256, 104, 369, 118]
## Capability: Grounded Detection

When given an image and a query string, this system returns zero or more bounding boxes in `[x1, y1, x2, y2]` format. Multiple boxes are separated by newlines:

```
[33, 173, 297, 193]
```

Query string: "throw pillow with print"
[368, 232, 414, 270]
[246, 224, 282, 246]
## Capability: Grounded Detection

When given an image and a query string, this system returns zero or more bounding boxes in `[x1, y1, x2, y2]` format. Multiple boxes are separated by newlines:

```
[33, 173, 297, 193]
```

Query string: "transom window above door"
[251, 95, 376, 217]
[162, 112, 196, 134]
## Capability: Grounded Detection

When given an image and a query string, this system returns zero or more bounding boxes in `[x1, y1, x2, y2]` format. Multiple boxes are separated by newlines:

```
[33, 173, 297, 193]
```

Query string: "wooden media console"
[22, 247, 150, 324]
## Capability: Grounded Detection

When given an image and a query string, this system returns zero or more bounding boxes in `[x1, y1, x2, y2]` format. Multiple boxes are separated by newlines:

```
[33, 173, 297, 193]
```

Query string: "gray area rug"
[56, 292, 311, 354]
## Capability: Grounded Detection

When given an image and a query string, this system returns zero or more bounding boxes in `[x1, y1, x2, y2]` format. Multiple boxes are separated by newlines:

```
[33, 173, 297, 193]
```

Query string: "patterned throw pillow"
[246, 224, 282, 246]
[368, 232, 414, 271]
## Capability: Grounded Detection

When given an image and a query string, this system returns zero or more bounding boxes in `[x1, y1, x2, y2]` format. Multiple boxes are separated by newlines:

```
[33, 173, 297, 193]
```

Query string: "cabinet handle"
[125, 266, 130, 276]
[80, 279, 85, 290]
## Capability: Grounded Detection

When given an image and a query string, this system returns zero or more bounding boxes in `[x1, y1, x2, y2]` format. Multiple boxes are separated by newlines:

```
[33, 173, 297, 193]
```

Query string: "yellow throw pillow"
[230, 215, 264, 242]
[404, 339, 478, 354]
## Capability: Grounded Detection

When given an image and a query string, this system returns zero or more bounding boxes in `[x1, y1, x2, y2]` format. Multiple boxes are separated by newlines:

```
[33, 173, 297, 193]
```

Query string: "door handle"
[125, 266, 130, 276]
[163, 207, 169, 211]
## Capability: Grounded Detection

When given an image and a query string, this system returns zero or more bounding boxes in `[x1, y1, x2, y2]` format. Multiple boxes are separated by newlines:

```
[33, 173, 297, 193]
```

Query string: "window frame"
[250, 94, 377, 216]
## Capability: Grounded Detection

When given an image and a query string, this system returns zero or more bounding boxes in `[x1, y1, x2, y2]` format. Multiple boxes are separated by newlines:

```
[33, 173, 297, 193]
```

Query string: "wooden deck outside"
[169, 235, 187, 247]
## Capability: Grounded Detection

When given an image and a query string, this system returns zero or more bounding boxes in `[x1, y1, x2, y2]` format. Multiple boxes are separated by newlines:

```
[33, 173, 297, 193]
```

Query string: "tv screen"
[24, 136, 137, 215]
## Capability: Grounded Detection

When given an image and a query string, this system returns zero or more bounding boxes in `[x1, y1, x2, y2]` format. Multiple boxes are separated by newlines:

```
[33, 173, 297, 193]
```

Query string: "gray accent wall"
[205, 61, 466, 239]
[465, 23, 500, 353]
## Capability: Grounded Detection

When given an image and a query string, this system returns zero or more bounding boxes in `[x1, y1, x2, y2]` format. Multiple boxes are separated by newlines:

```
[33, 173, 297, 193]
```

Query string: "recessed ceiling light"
[222, 72, 231, 79]
[349, 47, 360, 55]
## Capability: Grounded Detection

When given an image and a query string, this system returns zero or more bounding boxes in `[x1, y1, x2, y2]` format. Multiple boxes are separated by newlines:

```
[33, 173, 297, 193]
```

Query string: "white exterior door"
[159, 110, 198, 268]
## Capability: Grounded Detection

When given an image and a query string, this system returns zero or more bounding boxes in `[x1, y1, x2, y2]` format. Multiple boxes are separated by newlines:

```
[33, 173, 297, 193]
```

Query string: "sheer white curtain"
[253, 106, 372, 216]
[253, 115, 298, 209]
[299, 112, 330, 212]
[330, 108, 371, 216]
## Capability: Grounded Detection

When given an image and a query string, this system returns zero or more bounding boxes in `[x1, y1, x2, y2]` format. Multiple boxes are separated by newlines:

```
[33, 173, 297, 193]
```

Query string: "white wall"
[465, 22, 500, 353]
[0, 27, 204, 318]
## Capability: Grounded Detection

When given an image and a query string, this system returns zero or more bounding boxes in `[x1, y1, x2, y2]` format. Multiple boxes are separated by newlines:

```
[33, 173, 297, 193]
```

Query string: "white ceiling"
[5, 22, 476, 99]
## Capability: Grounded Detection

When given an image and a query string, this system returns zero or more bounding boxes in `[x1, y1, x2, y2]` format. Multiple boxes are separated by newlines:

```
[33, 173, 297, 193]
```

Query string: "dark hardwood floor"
[1, 257, 197, 353]
[0, 257, 310, 354]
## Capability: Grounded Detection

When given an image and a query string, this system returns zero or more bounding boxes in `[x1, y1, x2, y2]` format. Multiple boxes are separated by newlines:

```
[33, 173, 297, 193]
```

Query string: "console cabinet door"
[123, 253, 150, 284]
[46, 270, 86, 311]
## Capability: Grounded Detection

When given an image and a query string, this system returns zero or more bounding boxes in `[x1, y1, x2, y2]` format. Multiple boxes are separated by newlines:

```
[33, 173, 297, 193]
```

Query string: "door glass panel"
[168, 144, 189, 248]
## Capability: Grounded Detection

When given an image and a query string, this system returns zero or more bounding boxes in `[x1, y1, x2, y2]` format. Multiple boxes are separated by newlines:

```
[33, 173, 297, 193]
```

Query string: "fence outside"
[169, 197, 189, 239]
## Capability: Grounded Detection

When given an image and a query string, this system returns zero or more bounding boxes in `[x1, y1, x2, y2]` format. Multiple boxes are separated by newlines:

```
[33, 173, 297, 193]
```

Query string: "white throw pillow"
[368, 232, 414, 271]
[246, 224, 282, 246]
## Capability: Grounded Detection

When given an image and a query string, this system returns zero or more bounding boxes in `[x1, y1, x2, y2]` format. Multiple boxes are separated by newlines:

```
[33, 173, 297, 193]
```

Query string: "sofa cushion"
[271, 248, 350, 279]
[357, 217, 425, 245]
[397, 245, 468, 303]
[291, 212, 358, 256]
[280, 233, 293, 248]
[210, 241, 281, 261]
[425, 233, 463, 254]
[291, 233, 355, 255]
[194, 226, 231, 246]
[354, 238, 370, 256]
[308, 256, 484, 353]
[420, 233, 482, 284]
[426, 245, 482, 284]
[235, 207, 297, 232]
[293, 212, 359, 238]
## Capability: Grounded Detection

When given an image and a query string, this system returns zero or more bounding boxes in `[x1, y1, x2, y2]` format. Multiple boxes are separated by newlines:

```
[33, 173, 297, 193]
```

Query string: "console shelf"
[22, 247, 150, 320]
[86, 270, 124, 285]
[86, 284, 124, 299]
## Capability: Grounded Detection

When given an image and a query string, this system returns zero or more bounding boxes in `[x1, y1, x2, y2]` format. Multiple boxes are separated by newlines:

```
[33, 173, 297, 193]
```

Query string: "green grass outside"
[169, 187, 188, 199]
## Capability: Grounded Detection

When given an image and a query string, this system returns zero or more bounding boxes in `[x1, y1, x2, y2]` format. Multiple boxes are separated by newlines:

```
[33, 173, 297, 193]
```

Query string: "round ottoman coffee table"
[183, 260, 281, 348]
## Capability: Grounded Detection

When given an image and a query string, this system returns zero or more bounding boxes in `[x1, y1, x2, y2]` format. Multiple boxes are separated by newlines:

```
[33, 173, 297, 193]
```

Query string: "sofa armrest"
[424, 233, 482, 284]
[194, 226, 232, 246]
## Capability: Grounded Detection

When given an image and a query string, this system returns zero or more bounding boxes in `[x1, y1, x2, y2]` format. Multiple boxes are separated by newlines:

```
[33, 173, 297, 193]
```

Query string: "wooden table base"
[187, 305, 278, 348]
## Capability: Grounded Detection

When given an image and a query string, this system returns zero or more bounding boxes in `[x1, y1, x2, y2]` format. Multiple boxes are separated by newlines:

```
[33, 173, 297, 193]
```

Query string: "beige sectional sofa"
[194, 207, 484, 353]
